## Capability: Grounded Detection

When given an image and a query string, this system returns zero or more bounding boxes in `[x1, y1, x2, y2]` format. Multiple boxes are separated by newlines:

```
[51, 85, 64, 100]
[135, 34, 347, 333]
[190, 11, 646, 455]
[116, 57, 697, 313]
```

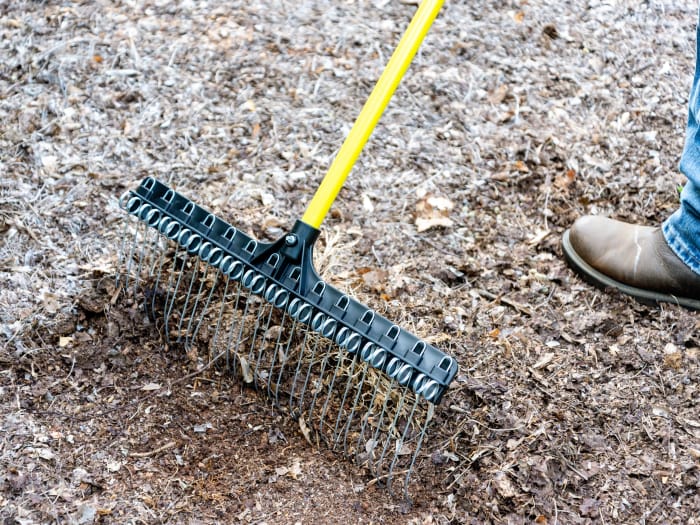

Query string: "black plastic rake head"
[122, 177, 458, 404]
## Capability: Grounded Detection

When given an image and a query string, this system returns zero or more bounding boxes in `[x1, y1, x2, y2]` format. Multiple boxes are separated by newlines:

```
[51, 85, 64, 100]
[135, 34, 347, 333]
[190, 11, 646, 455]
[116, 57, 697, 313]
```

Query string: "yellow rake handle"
[301, 0, 444, 229]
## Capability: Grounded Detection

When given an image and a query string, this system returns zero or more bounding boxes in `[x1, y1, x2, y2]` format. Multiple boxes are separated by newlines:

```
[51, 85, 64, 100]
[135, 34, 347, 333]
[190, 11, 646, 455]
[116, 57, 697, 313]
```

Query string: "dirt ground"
[1, 0, 699, 523]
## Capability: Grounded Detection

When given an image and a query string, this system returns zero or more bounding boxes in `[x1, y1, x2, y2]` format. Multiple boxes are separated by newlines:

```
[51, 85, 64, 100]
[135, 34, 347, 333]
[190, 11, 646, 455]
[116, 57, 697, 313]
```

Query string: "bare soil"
[1, 1, 699, 523]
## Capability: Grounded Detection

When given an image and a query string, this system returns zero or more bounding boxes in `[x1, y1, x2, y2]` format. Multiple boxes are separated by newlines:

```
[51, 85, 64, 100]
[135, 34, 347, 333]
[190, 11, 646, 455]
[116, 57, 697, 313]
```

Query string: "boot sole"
[562, 230, 700, 311]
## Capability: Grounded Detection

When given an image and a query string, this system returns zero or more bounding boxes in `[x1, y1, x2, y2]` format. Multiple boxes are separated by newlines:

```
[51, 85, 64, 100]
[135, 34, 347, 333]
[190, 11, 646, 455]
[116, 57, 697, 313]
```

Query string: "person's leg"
[561, 6, 700, 309]
[663, 14, 700, 275]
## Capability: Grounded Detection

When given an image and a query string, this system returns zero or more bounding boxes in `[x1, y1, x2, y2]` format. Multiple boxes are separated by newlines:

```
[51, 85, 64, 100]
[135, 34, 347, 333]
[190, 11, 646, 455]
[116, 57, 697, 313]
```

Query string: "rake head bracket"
[121, 177, 458, 404]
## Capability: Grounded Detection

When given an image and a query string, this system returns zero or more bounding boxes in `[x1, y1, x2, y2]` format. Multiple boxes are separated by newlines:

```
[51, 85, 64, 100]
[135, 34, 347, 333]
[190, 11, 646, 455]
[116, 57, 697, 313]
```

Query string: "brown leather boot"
[562, 216, 700, 310]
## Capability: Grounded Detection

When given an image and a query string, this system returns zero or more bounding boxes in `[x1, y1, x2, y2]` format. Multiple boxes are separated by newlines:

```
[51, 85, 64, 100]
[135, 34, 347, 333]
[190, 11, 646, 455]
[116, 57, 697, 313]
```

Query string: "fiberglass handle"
[300, 0, 444, 229]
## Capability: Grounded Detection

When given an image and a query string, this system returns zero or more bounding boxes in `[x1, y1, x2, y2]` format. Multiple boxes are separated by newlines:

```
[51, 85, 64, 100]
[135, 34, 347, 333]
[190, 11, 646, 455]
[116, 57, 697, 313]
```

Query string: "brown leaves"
[579, 497, 601, 517]
[358, 267, 389, 294]
[553, 169, 576, 190]
[487, 84, 509, 105]
[662, 343, 683, 370]
[356, 264, 410, 300]
[492, 471, 518, 499]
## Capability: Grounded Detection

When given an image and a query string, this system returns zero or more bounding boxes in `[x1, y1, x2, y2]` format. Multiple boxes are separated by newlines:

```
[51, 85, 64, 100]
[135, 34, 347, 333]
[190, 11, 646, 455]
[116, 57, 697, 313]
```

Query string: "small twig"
[129, 440, 177, 458]
[476, 288, 533, 316]
[365, 467, 410, 487]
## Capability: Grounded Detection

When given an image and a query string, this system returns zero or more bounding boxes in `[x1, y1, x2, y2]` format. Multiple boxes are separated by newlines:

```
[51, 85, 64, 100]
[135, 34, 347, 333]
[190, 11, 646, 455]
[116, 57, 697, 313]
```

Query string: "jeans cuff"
[662, 217, 700, 276]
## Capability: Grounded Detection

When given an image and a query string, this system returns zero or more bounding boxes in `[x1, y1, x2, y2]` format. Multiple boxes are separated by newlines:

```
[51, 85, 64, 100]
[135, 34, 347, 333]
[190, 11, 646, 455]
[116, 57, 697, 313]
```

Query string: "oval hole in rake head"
[227, 261, 245, 281]
[126, 196, 142, 214]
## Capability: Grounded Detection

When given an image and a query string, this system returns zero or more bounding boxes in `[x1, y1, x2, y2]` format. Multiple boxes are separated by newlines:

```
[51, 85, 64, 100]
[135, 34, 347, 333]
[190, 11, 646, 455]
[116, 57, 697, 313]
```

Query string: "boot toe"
[563, 216, 700, 310]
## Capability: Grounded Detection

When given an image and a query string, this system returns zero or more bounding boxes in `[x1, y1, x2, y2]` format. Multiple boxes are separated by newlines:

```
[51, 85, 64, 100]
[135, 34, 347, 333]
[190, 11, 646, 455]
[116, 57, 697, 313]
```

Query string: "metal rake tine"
[186, 268, 220, 349]
[174, 255, 205, 342]
[265, 307, 291, 403]
[132, 221, 154, 295]
[220, 279, 245, 371]
[374, 385, 410, 482]
[330, 353, 361, 449]
[403, 403, 434, 502]
[305, 338, 335, 428]
[288, 322, 315, 413]
[182, 256, 216, 348]
[293, 330, 324, 416]
[341, 361, 372, 456]
[163, 248, 189, 345]
[122, 218, 142, 293]
[386, 393, 421, 494]
[317, 345, 348, 436]
[208, 260, 239, 362]
[250, 296, 276, 391]
[148, 237, 170, 317]
[225, 284, 253, 377]
[362, 378, 395, 474]
[353, 373, 384, 463]
[251, 285, 293, 400]
[115, 212, 133, 290]
[142, 225, 161, 281]
[274, 316, 301, 407]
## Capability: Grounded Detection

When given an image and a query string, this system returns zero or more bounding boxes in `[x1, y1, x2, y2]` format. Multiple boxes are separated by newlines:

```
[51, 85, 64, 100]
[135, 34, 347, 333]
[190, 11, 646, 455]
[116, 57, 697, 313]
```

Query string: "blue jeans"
[663, 10, 700, 275]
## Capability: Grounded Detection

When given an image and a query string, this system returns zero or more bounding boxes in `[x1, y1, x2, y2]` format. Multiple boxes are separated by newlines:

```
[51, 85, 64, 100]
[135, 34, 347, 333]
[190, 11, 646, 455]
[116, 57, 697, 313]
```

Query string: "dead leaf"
[543, 24, 559, 39]
[395, 442, 413, 456]
[663, 343, 682, 370]
[415, 216, 454, 232]
[299, 417, 312, 445]
[262, 215, 284, 230]
[361, 268, 389, 294]
[554, 169, 576, 189]
[362, 193, 374, 213]
[31, 447, 55, 461]
[579, 498, 600, 517]
[365, 439, 378, 454]
[140, 382, 161, 391]
[193, 422, 213, 433]
[415, 194, 455, 232]
[288, 459, 302, 479]
[651, 406, 670, 419]
[487, 84, 508, 105]
[59, 336, 73, 347]
[239, 356, 254, 383]
[258, 191, 274, 206]
[533, 352, 555, 370]
[527, 229, 551, 247]
[492, 471, 517, 498]
[424, 195, 454, 210]
[512, 160, 529, 173]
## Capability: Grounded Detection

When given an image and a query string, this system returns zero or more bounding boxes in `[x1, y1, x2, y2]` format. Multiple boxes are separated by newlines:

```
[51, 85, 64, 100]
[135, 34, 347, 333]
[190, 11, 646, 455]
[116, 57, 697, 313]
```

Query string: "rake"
[116, 0, 458, 497]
